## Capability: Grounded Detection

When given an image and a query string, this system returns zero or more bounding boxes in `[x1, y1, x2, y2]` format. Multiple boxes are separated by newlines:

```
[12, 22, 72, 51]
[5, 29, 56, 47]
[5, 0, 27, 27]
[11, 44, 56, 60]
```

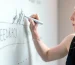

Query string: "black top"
[66, 36, 75, 65]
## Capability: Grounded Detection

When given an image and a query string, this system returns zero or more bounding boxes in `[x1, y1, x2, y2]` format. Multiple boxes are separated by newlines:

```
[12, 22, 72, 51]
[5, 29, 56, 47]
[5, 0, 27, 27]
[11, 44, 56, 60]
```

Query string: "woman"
[28, 8, 75, 65]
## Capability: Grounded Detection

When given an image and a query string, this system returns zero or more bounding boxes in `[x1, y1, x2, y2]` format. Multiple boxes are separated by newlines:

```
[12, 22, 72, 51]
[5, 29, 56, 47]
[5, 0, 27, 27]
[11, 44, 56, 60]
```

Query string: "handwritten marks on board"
[29, 0, 41, 4]
[12, 10, 25, 25]
[0, 10, 30, 65]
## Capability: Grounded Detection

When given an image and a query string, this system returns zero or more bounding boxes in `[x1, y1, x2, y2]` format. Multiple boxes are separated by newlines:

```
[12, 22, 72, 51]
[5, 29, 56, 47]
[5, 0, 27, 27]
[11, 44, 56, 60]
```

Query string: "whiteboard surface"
[0, 0, 58, 65]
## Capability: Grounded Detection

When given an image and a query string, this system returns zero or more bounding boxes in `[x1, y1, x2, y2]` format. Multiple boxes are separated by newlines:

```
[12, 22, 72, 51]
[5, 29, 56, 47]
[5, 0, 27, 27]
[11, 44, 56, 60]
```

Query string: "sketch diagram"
[0, 10, 31, 65]
[12, 10, 26, 25]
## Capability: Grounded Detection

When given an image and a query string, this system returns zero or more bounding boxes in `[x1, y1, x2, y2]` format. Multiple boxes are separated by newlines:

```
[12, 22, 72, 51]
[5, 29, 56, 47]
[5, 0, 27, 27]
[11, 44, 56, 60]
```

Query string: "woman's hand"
[29, 14, 39, 33]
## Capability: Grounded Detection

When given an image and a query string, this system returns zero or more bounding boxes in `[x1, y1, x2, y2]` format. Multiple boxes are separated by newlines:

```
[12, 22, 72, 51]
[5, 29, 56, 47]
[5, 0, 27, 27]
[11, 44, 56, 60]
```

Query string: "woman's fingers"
[29, 18, 35, 26]
[29, 14, 39, 25]
[28, 14, 39, 29]
[30, 14, 39, 20]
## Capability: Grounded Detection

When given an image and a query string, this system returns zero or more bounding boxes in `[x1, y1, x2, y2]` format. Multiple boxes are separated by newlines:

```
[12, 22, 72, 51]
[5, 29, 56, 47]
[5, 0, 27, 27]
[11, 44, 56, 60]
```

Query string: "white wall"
[58, 0, 75, 65]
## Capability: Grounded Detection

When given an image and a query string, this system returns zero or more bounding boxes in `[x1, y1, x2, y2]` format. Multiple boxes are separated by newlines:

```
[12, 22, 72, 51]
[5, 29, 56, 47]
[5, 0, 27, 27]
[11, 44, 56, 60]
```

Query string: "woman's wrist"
[32, 37, 41, 42]
[31, 30, 40, 40]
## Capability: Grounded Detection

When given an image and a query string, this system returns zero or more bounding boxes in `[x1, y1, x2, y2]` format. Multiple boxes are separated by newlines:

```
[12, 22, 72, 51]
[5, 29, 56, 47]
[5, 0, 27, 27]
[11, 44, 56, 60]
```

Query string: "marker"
[24, 15, 43, 25]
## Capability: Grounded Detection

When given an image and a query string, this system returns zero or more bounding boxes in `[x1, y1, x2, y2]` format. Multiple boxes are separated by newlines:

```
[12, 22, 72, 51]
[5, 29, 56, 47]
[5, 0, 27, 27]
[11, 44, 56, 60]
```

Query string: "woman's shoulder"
[64, 34, 75, 43]
[64, 34, 75, 52]
[65, 33, 75, 39]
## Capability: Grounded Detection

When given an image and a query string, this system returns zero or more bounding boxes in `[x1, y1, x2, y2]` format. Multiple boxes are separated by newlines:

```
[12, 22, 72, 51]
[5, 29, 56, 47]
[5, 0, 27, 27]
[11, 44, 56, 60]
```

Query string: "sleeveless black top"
[66, 36, 75, 65]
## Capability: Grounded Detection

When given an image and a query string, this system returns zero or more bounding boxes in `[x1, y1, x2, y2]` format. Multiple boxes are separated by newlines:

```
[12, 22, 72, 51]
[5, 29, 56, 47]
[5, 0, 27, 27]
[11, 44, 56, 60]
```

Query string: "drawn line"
[0, 22, 24, 26]
[0, 43, 25, 50]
